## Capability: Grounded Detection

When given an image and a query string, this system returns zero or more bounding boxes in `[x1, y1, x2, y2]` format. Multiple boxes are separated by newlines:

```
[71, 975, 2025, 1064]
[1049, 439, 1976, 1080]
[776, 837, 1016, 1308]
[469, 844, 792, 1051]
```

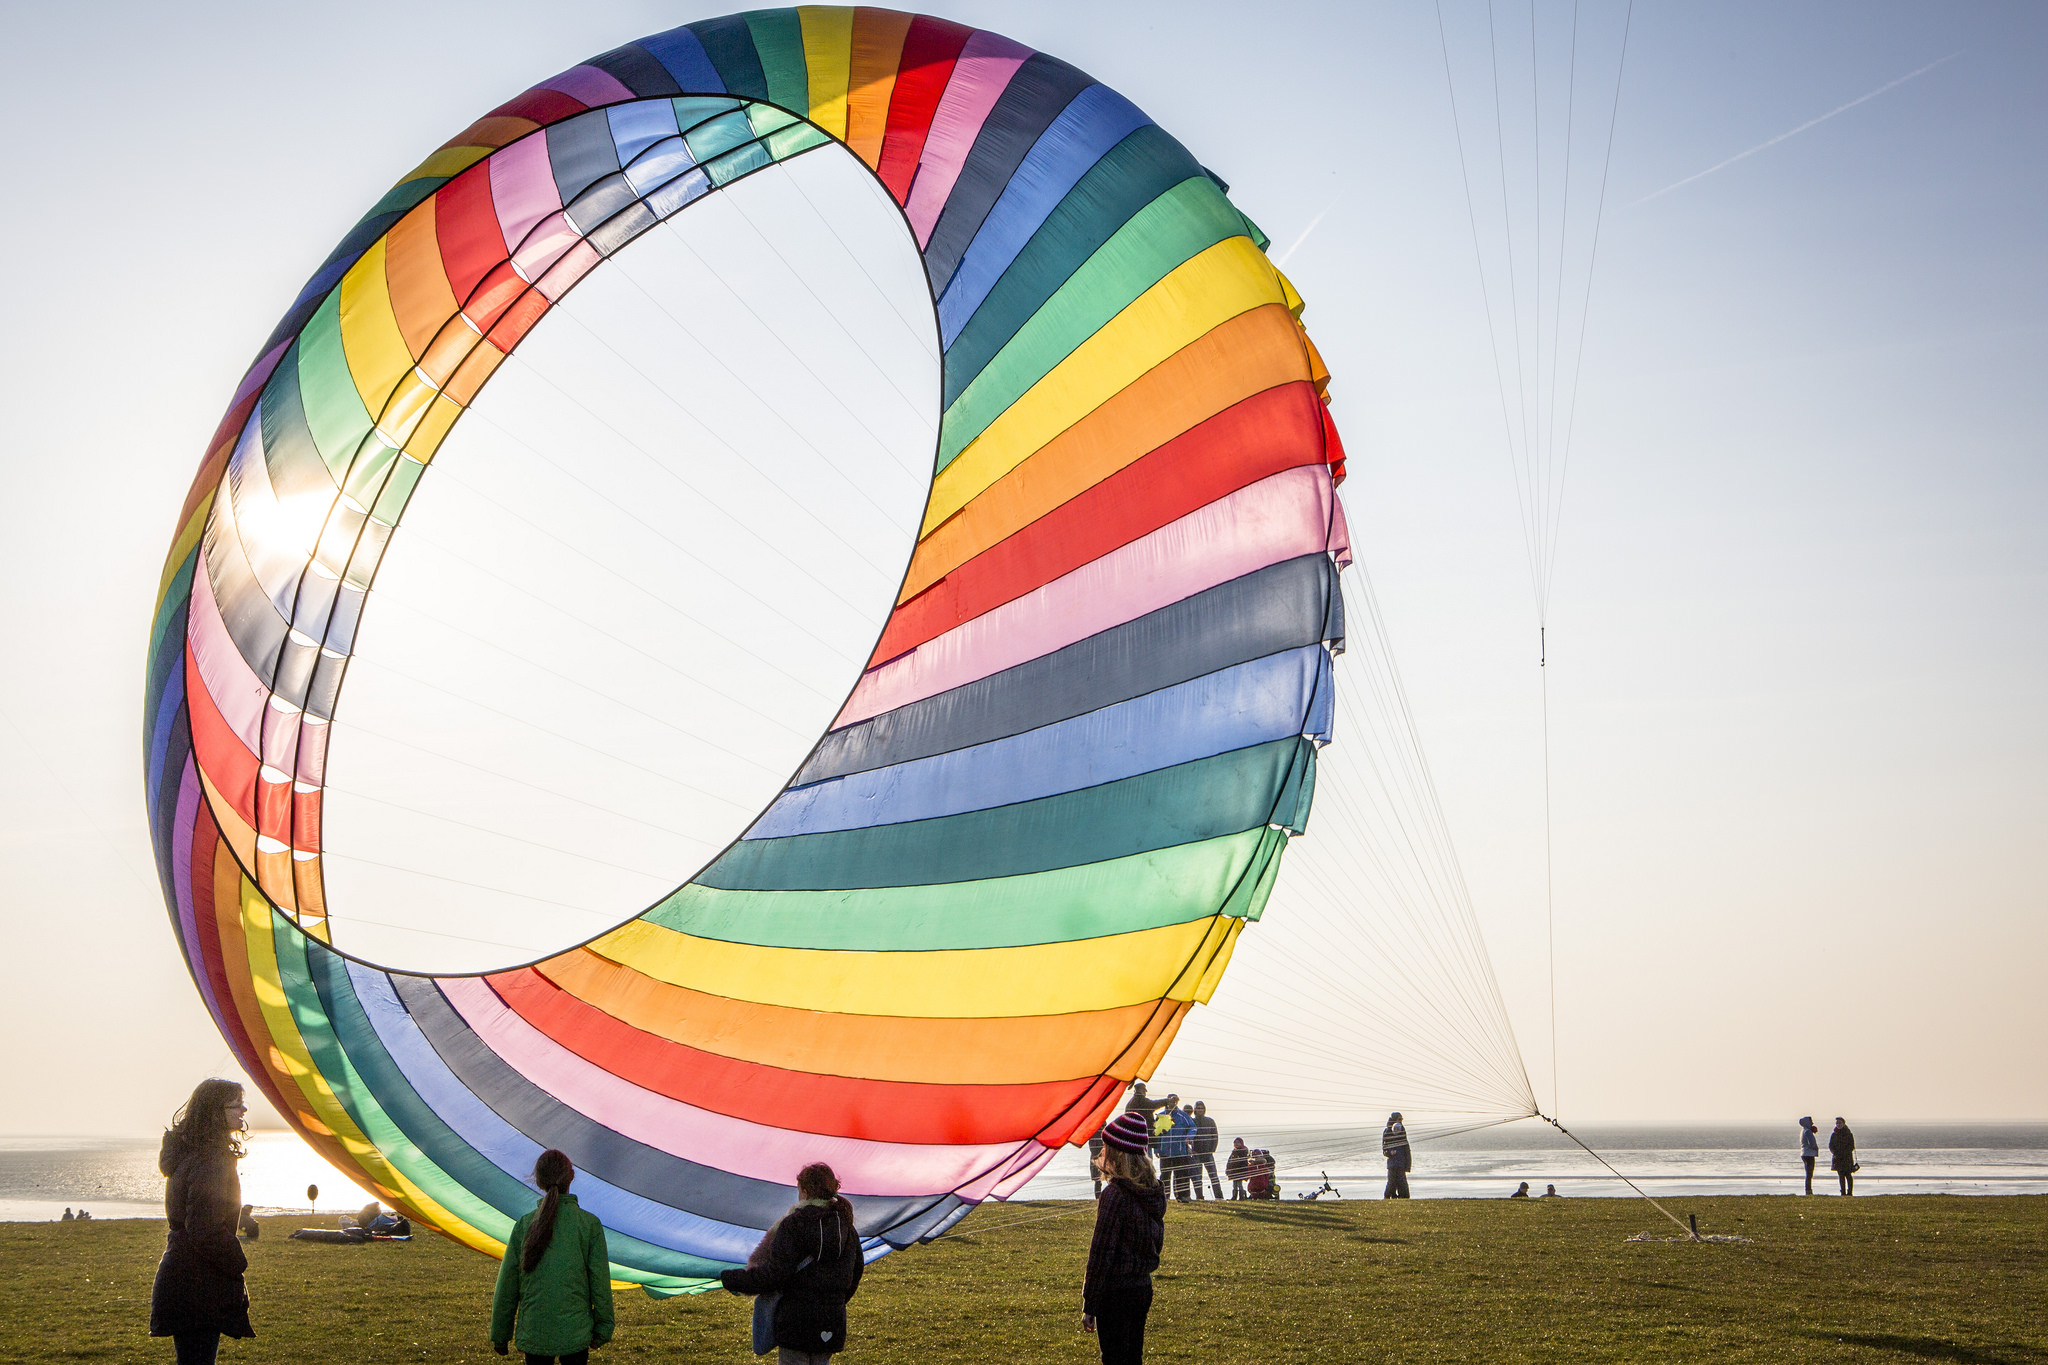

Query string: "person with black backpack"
[722, 1163, 865, 1362]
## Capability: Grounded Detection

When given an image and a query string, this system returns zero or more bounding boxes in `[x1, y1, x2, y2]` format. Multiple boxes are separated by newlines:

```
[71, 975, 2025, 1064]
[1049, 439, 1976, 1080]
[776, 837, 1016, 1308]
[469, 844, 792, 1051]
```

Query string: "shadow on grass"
[1214, 1205, 1351, 1229]
[1798, 1330, 2046, 1364]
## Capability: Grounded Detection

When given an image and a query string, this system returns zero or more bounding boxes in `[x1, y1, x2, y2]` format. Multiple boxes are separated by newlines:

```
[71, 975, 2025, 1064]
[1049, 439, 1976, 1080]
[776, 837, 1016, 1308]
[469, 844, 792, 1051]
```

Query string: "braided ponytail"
[522, 1149, 574, 1272]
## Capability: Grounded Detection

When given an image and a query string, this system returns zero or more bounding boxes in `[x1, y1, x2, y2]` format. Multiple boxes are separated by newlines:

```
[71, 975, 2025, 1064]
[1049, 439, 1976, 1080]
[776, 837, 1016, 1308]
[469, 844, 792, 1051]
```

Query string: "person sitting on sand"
[1224, 1138, 1250, 1200]
[1829, 1118, 1857, 1196]
[1510, 1182, 1530, 1198]
[1800, 1117, 1820, 1196]
[1541, 1184, 1560, 1197]
[491, 1150, 614, 1363]
[77, 1208, 93, 1220]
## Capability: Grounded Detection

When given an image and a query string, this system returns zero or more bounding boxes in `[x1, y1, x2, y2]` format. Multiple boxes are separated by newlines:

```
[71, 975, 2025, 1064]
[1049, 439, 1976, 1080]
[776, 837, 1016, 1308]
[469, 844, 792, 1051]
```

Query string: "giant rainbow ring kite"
[144, 8, 1350, 1291]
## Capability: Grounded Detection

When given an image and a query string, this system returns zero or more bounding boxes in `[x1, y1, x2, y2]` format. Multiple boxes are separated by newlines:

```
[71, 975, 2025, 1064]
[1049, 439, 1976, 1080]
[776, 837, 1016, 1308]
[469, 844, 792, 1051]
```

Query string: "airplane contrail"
[1274, 207, 1330, 268]
[1628, 51, 1963, 208]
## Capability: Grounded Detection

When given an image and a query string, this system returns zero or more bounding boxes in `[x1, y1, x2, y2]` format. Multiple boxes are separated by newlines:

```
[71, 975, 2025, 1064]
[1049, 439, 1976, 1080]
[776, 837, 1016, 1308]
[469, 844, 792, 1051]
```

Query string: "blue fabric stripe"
[344, 962, 761, 1266]
[639, 25, 727, 93]
[748, 646, 1329, 839]
[936, 86, 1152, 346]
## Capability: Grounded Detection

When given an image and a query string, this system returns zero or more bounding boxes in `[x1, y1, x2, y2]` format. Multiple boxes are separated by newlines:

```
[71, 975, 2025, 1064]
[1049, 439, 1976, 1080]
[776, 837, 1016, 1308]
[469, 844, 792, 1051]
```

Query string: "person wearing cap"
[1083, 1111, 1167, 1365]
[1381, 1111, 1412, 1199]
[1799, 1117, 1820, 1195]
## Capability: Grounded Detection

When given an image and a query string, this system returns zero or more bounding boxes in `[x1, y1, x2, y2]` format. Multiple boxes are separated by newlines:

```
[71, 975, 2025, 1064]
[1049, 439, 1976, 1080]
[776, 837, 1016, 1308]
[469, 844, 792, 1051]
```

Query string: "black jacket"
[721, 1201, 864, 1355]
[1191, 1116, 1219, 1157]
[1084, 1177, 1167, 1316]
[149, 1135, 254, 1339]
[1828, 1125, 1857, 1173]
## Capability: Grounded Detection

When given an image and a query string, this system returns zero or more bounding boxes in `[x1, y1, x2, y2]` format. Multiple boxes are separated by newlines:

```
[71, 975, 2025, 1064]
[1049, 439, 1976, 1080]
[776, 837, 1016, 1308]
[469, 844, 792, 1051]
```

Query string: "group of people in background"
[1801, 1116, 1858, 1195]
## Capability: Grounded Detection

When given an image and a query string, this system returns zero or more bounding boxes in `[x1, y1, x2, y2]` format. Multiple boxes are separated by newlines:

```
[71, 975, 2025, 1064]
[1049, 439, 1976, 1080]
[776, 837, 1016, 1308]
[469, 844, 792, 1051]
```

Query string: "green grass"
[6, 1195, 2043, 1364]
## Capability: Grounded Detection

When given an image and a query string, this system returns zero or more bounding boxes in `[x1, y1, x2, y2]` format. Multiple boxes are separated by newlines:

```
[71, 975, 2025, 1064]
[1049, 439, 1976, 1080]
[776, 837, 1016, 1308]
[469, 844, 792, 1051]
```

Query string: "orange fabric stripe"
[903, 303, 1313, 599]
[845, 7, 914, 169]
[538, 948, 1182, 1086]
[383, 198, 461, 359]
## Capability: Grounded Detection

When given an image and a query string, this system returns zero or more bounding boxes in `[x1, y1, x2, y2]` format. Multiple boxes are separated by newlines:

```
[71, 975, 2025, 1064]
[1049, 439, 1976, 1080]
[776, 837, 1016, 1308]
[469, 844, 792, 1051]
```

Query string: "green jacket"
[490, 1194, 615, 1355]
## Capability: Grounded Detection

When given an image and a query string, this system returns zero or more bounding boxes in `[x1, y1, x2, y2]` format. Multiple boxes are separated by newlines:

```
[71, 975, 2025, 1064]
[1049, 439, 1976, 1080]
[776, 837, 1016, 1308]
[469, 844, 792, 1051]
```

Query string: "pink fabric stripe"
[1328, 488, 1352, 568]
[837, 466, 1336, 726]
[187, 552, 271, 755]
[511, 209, 581, 280]
[537, 239, 601, 301]
[489, 135, 564, 257]
[903, 31, 1032, 245]
[543, 63, 635, 107]
[260, 696, 302, 774]
[988, 1142, 1058, 1200]
[438, 977, 1027, 1196]
[295, 716, 330, 788]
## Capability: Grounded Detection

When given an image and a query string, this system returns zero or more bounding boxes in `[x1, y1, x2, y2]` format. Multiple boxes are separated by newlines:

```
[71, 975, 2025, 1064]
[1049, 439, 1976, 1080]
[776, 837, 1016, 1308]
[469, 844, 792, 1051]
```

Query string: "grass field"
[6, 1195, 2043, 1364]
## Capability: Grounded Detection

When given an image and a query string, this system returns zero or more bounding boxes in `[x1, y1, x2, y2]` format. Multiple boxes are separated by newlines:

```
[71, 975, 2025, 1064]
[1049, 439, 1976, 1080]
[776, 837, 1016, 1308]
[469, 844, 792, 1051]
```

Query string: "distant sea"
[6, 1123, 2045, 1221]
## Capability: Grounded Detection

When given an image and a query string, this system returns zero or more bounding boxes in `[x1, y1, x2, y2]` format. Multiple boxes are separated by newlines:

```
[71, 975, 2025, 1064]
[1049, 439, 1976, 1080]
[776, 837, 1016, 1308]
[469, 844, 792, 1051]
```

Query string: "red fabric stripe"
[434, 162, 512, 304]
[876, 16, 973, 202]
[488, 966, 1103, 1146]
[488, 88, 588, 126]
[184, 646, 259, 828]
[873, 381, 1328, 664]
[1320, 397, 1348, 485]
[187, 813, 295, 1126]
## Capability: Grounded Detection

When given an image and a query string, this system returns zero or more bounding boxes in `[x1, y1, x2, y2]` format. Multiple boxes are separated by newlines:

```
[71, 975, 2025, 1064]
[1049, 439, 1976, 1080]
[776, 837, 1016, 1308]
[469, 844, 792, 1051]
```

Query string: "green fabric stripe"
[1226, 825, 1289, 923]
[652, 827, 1269, 950]
[743, 10, 809, 113]
[148, 552, 195, 672]
[365, 175, 448, 225]
[299, 936, 725, 1283]
[699, 737, 1308, 892]
[943, 125, 1201, 408]
[270, 916, 512, 1239]
[294, 288, 374, 479]
[937, 176, 1248, 470]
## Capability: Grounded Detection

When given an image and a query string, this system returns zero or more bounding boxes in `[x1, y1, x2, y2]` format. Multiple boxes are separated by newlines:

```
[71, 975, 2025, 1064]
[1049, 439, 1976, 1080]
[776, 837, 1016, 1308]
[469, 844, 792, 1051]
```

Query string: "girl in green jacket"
[491, 1151, 614, 1364]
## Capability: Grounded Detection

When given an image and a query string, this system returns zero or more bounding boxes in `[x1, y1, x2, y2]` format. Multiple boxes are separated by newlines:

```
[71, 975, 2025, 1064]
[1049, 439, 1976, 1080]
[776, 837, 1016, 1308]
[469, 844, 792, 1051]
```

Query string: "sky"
[0, 1, 2042, 1138]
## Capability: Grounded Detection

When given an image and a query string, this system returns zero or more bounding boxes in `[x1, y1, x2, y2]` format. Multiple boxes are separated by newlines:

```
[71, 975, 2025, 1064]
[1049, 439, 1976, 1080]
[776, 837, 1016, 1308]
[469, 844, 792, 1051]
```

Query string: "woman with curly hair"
[149, 1078, 254, 1364]
[1083, 1110, 1168, 1365]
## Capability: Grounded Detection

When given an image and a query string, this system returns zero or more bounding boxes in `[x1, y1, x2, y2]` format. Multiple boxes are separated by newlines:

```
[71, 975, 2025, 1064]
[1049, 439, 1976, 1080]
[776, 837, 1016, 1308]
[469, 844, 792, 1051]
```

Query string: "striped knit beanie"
[1101, 1111, 1152, 1153]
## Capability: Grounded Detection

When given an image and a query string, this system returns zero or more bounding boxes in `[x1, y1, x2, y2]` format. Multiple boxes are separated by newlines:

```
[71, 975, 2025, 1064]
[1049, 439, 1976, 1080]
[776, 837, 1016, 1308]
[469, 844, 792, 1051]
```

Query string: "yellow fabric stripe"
[923, 236, 1288, 533]
[236, 877, 497, 1254]
[400, 145, 492, 184]
[594, 916, 1225, 1018]
[157, 499, 211, 608]
[336, 240, 417, 425]
[799, 6, 855, 139]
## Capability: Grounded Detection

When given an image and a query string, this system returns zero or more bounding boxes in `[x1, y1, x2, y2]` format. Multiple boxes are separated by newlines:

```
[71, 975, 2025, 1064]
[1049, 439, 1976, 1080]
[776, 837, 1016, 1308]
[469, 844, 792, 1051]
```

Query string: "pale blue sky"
[0, 2, 2041, 1134]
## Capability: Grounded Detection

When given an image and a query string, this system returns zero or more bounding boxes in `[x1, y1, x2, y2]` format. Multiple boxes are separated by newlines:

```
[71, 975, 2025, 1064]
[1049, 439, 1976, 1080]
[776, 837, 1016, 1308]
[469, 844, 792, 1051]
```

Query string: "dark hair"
[796, 1163, 858, 1246]
[522, 1150, 574, 1272]
[163, 1079, 246, 1171]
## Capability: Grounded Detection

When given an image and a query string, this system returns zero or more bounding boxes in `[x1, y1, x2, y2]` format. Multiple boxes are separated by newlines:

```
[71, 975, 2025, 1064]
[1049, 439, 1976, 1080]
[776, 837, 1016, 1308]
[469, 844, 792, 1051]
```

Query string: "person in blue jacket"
[1160, 1103, 1197, 1202]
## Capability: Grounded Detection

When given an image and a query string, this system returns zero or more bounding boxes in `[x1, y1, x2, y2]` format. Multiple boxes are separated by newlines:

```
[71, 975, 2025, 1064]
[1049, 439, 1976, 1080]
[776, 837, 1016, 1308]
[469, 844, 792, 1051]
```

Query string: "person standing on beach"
[1829, 1117, 1858, 1196]
[1189, 1103, 1223, 1200]
[1084, 1112, 1168, 1365]
[149, 1078, 255, 1365]
[491, 1150, 614, 1363]
[1381, 1112, 1412, 1199]
[721, 1162, 865, 1363]
[1799, 1117, 1820, 1195]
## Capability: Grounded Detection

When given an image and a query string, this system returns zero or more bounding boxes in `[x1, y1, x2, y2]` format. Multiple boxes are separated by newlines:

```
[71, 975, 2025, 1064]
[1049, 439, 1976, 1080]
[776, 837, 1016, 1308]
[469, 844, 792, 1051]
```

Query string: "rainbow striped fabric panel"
[144, 8, 1350, 1293]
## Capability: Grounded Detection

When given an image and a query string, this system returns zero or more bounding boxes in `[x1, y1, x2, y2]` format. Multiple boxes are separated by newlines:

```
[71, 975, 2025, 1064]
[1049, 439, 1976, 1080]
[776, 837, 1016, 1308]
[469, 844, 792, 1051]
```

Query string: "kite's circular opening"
[317, 146, 938, 973]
